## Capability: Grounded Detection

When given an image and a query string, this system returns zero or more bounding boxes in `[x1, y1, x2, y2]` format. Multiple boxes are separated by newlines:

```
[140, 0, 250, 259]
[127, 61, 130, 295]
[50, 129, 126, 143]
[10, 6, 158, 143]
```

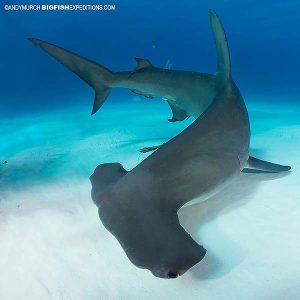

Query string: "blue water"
[0, 2, 300, 299]
[1, 0, 300, 116]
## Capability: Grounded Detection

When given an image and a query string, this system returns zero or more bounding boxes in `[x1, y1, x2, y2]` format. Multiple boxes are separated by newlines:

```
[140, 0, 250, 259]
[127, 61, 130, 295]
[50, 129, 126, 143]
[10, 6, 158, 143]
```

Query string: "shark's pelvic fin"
[209, 10, 231, 81]
[130, 89, 155, 99]
[167, 100, 189, 122]
[28, 38, 114, 115]
[242, 156, 291, 173]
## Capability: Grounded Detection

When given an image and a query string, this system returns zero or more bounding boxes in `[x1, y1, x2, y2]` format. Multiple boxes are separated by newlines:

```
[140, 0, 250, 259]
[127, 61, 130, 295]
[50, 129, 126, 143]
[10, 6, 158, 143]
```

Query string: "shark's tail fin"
[28, 38, 114, 115]
[209, 10, 231, 81]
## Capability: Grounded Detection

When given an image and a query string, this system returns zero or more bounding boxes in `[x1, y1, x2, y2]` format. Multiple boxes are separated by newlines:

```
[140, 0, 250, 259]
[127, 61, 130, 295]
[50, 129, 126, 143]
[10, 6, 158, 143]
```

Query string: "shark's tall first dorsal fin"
[135, 58, 152, 70]
[209, 10, 231, 81]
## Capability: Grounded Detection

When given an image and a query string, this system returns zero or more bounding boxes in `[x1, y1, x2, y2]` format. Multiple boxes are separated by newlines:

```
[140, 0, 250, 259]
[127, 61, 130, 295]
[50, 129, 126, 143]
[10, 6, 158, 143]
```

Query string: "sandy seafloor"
[0, 96, 299, 300]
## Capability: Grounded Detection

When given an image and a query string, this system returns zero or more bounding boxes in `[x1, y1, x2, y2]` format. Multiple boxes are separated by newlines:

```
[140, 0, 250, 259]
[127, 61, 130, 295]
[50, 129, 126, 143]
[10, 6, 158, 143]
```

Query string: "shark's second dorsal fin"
[209, 10, 231, 81]
[135, 58, 152, 70]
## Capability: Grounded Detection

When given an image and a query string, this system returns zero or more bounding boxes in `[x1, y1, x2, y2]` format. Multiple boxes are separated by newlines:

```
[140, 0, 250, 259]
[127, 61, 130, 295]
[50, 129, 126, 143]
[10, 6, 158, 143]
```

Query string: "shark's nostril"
[167, 272, 178, 279]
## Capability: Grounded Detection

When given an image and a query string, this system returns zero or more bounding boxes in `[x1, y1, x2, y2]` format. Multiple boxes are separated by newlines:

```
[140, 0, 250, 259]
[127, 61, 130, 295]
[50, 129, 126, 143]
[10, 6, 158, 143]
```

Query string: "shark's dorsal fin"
[166, 100, 189, 122]
[135, 58, 152, 70]
[128, 58, 153, 79]
[209, 10, 231, 81]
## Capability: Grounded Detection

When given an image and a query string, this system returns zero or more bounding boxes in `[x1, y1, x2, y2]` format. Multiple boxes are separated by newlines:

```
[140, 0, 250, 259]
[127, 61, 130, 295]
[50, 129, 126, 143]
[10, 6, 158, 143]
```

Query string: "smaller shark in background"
[29, 10, 290, 173]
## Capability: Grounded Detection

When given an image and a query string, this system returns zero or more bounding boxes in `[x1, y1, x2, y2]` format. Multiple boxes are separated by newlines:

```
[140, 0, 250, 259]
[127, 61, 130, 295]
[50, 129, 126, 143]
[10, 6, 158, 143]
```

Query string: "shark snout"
[151, 269, 181, 279]
[151, 263, 201, 278]
[167, 272, 179, 279]
[153, 243, 207, 279]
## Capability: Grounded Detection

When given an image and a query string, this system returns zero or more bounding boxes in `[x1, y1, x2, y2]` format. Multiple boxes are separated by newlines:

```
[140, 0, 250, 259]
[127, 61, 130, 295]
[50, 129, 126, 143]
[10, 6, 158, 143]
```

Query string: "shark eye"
[167, 272, 178, 279]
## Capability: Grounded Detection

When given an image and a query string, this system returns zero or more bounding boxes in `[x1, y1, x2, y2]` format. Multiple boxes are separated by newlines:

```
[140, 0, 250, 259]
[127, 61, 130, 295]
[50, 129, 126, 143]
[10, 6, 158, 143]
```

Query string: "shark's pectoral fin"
[90, 163, 128, 206]
[242, 156, 291, 173]
[130, 89, 155, 99]
[167, 100, 189, 122]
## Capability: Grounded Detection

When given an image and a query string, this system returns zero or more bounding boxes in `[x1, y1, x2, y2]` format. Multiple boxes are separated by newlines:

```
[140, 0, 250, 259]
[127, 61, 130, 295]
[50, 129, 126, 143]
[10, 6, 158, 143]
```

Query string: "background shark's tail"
[29, 38, 114, 115]
[209, 10, 231, 81]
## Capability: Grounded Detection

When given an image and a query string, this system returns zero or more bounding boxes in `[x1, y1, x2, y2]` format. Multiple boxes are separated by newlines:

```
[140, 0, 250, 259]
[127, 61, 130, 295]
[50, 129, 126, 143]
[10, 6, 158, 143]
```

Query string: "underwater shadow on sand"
[178, 170, 290, 280]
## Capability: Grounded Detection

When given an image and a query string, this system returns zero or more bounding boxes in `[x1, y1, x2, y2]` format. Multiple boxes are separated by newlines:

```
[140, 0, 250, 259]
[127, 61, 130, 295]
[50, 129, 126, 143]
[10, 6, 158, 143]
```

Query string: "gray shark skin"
[28, 11, 290, 173]
[90, 78, 249, 278]
[27, 41, 219, 120]
[88, 11, 254, 279]
[28, 10, 290, 278]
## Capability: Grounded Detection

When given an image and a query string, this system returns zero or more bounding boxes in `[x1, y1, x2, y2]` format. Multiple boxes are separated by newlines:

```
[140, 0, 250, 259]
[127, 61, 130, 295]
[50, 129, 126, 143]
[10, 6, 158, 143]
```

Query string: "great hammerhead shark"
[89, 11, 289, 278]
[29, 12, 290, 173]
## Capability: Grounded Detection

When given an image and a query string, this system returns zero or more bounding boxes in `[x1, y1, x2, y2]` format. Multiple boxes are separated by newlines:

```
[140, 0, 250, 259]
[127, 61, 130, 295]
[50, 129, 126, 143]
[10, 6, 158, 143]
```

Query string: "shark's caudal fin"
[90, 163, 128, 207]
[28, 38, 114, 115]
[209, 10, 231, 81]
